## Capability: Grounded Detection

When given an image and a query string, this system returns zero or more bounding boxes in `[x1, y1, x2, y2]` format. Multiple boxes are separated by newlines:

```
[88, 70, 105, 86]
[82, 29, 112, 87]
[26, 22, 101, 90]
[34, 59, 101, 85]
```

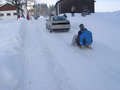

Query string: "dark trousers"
[76, 35, 80, 46]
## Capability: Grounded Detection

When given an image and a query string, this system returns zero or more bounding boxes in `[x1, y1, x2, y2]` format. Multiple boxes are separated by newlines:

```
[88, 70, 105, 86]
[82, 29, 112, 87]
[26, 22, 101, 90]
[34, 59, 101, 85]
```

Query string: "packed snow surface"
[0, 12, 120, 90]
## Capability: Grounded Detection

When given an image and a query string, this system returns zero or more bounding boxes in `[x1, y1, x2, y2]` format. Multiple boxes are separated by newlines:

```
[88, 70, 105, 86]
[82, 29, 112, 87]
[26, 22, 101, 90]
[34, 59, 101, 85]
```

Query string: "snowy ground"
[0, 12, 120, 90]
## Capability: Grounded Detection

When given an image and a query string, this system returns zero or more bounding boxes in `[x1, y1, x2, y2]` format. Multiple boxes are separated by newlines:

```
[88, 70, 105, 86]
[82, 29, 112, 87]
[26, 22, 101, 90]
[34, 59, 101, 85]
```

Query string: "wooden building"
[55, 0, 95, 15]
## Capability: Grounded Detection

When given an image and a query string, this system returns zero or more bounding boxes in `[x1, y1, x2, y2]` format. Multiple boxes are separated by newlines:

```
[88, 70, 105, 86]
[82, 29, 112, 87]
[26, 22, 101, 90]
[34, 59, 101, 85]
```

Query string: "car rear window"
[53, 16, 66, 21]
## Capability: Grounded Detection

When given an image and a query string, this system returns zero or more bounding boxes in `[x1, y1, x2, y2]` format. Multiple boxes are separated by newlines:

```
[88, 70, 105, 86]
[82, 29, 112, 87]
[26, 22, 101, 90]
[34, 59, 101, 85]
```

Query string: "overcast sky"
[35, 0, 120, 12]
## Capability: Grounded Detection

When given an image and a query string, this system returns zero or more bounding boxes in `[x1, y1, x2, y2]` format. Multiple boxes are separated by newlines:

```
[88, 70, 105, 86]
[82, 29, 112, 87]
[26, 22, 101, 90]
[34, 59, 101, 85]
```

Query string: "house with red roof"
[0, 3, 17, 20]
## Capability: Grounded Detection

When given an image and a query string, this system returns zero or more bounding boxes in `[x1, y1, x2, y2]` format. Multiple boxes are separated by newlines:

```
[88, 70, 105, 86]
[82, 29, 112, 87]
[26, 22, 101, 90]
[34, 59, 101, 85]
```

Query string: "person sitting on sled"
[76, 24, 93, 47]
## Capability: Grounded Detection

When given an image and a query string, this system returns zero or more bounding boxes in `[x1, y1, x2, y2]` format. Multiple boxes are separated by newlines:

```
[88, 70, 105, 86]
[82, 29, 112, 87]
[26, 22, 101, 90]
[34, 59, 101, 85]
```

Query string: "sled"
[79, 45, 93, 49]
[71, 35, 93, 49]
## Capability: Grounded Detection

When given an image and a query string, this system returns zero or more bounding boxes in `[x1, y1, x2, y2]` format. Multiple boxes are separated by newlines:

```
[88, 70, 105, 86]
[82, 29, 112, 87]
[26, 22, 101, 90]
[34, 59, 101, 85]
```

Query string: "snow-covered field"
[0, 12, 120, 90]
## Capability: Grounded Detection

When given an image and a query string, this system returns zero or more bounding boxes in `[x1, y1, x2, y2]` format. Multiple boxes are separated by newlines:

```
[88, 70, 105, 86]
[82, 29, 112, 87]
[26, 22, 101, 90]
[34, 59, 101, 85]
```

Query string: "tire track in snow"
[36, 19, 75, 90]
[23, 19, 75, 90]
[42, 48, 74, 90]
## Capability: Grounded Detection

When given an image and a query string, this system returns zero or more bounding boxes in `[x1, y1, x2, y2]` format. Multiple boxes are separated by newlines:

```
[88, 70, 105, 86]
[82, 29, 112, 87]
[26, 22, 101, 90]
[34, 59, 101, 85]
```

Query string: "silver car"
[46, 16, 70, 32]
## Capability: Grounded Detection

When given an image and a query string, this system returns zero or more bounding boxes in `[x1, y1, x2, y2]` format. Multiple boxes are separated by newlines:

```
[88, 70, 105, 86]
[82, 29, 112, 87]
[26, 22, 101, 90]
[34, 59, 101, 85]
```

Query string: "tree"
[7, 0, 27, 17]
[34, 3, 55, 16]
[12, 0, 21, 16]
[34, 3, 49, 16]
[48, 5, 55, 16]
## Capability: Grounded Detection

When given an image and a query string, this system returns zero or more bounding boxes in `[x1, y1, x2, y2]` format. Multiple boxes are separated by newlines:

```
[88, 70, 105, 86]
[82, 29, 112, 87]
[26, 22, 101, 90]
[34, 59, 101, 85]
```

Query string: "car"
[46, 16, 70, 32]
[81, 9, 91, 17]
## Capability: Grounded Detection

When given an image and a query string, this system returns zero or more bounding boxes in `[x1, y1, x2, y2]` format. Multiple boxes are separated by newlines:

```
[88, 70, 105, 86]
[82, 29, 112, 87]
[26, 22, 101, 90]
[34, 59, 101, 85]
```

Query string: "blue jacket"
[79, 30, 93, 46]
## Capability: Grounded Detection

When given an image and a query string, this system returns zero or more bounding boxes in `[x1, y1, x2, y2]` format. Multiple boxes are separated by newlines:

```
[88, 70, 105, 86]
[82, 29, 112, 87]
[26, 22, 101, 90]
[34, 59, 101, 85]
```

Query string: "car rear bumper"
[53, 28, 70, 31]
[51, 25, 70, 30]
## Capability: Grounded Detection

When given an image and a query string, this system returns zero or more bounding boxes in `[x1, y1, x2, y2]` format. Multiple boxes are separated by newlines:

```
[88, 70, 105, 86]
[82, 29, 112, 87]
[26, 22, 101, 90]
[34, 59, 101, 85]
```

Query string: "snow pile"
[0, 19, 27, 90]
[0, 12, 120, 90]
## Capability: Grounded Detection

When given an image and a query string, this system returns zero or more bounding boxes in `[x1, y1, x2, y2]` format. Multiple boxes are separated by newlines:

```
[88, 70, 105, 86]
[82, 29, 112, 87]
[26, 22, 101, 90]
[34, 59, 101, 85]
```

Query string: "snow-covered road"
[22, 14, 120, 90]
[0, 13, 120, 90]
[23, 19, 79, 90]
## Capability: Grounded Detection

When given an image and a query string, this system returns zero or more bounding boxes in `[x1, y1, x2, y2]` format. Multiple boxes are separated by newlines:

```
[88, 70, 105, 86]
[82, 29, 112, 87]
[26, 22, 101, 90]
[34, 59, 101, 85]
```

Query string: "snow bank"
[0, 19, 27, 90]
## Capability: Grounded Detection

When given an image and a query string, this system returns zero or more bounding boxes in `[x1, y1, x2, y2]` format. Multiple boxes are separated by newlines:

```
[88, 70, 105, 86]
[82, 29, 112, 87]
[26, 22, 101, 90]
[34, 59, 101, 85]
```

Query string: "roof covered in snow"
[0, 3, 16, 11]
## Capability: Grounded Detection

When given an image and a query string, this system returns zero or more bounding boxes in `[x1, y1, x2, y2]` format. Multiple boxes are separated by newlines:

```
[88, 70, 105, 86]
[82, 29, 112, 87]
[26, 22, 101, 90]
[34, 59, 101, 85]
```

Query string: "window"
[53, 16, 67, 21]
[0, 13, 4, 16]
[13, 13, 17, 15]
[7, 13, 11, 16]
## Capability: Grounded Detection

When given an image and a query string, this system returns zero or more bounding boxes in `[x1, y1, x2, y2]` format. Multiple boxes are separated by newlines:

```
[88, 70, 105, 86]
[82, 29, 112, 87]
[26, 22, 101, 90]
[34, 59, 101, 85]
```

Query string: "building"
[0, 3, 17, 20]
[27, 0, 34, 15]
[55, 0, 95, 15]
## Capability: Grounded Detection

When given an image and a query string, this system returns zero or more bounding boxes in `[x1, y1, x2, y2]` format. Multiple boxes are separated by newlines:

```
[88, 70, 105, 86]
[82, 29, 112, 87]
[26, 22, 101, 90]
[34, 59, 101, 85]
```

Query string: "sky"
[35, 0, 120, 12]
[95, 0, 120, 12]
